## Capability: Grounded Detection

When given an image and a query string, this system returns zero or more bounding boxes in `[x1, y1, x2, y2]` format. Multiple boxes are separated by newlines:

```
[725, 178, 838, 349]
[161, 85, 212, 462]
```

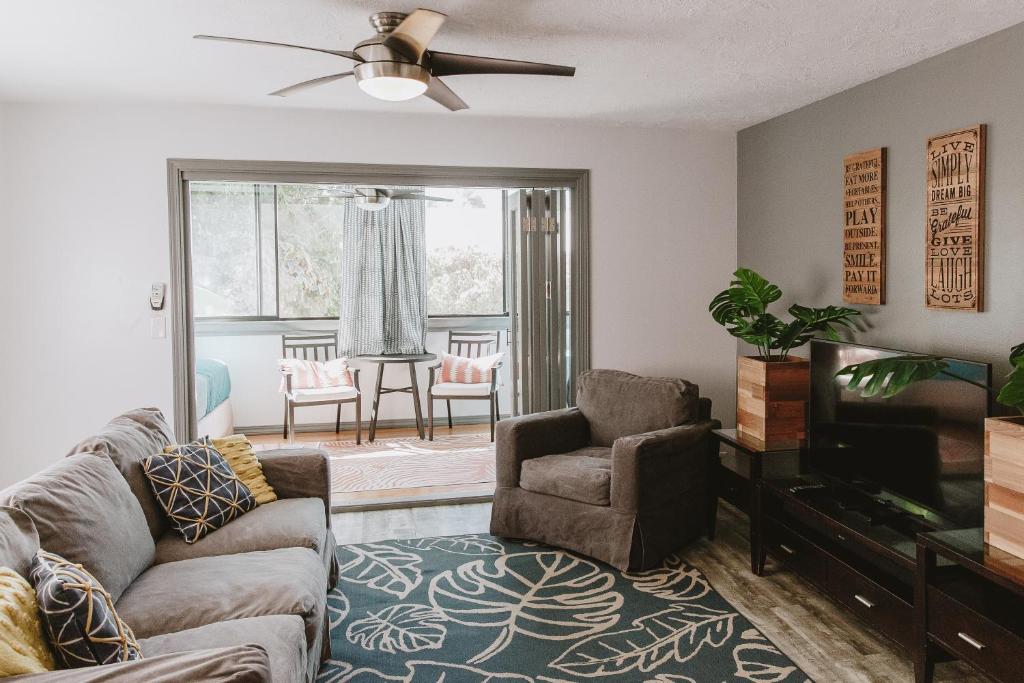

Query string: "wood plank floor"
[331, 501, 981, 682]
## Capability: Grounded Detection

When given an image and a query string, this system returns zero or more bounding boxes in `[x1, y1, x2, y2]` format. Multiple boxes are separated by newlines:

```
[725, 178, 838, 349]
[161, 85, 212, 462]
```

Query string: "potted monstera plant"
[709, 268, 861, 445]
[837, 344, 1024, 556]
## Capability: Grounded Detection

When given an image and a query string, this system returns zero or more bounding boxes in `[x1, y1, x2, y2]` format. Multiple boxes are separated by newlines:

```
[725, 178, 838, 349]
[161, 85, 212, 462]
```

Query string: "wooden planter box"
[984, 416, 1024, 558]
[736, 355, 810, 448]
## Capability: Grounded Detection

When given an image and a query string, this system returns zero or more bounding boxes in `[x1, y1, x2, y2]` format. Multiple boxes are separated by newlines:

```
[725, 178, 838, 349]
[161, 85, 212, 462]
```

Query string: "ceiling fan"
[195, 8, 576, 111]
[315, 187, 453, 211]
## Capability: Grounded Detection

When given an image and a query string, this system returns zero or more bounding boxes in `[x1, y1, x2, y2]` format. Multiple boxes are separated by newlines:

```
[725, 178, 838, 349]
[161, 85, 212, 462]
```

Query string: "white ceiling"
[2, 0, 1023, 130]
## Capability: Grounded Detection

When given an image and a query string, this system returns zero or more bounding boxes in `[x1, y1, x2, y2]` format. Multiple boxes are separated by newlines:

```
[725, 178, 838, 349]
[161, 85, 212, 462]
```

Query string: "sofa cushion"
[0, 506, 40, 579]
[138, 615, 306, 683]
[68, 408, 175, 541]
[519, 447, 613, 506]
[577, 370, 699, 447]
[153, 498, 326, 565]
[31, 550, 142, 668]
[0, 455, 154, 603]
[115, 546, 326, 645]
[143, 438, 257, 544]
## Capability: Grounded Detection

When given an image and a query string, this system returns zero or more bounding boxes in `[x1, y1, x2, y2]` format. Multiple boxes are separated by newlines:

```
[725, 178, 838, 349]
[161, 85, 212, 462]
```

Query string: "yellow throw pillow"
[0, 567, 56, 675]
[211, 435, 278, 505]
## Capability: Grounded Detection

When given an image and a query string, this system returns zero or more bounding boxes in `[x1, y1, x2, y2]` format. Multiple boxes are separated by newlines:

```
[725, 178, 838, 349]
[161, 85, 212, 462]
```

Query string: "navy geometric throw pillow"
[30, 550, 143, 668]
[142, 437, 256, 543]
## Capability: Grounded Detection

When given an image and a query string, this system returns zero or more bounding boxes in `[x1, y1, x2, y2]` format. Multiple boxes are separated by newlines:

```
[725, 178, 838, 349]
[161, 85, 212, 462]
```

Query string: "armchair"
[490, 369, 720, 571]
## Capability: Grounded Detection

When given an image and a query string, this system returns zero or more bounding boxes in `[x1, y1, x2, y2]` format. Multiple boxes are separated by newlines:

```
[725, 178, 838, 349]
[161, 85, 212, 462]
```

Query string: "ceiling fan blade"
[428, 51, 575, 77]
[269, 71, 354, 97]
[194, 35, 362, 62]
[422, 77, 468, 111]
[391, 192, 453, 202]
[383, 9, 447, 62]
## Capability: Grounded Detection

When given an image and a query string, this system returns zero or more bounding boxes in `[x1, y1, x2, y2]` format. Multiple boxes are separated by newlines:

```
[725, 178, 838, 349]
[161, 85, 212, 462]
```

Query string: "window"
[425, 188, 504, 316]
[189, 182, 506, 320]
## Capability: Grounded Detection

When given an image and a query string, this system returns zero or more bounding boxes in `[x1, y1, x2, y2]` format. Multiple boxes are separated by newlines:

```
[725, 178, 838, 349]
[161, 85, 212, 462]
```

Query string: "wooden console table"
[915, 528, 1024, 682]
[358, 353, 436, 441]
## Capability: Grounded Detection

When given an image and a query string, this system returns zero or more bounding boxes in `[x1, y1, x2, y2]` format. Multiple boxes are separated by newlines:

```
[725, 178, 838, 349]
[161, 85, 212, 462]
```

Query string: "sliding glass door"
[506, 188, 573, 415]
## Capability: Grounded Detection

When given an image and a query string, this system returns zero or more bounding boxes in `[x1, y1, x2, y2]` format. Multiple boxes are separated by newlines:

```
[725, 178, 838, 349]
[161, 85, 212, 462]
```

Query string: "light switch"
[151, 316, 166, 339]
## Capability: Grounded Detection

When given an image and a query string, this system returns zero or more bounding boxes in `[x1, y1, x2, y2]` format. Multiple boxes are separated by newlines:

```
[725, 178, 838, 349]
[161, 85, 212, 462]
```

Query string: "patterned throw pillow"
[0, 567, 56, 675]
[439, 352, 503, 384]
[210, 435, 277, 505]
[30, 550, 141, 668]
[143, 437, 257, 543]
[278, 357, 353, 392]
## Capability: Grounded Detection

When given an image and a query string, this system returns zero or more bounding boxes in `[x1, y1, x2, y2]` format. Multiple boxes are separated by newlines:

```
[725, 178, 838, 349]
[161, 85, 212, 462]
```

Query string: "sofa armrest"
[257, 448, 331, 525]
[8, 645, 271, 682]
[495, 408, 590, 487]
[610, 420, 720, 513]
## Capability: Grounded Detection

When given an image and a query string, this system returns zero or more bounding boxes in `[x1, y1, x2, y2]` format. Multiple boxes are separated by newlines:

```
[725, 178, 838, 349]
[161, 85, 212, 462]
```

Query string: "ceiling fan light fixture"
[354, 62, 429, 101]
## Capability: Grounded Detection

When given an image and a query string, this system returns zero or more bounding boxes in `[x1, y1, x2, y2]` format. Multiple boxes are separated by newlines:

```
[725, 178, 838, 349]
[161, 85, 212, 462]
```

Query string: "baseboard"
[239, 414, 504, 436]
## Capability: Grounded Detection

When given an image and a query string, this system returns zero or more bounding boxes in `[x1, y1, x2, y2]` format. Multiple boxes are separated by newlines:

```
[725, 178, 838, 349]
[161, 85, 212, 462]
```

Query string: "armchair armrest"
[257, 448, 332, 525]
[609, 420, 720, 513]
[495, 408, 590, 487]
[8, 645, 271, 682]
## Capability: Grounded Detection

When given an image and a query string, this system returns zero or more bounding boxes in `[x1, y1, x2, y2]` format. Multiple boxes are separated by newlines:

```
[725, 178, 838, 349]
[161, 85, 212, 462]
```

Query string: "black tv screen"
[808, 339, 991, 526]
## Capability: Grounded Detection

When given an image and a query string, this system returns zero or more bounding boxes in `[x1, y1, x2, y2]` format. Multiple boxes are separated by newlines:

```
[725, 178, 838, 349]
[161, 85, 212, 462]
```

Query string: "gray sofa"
[490, 369, 721, 571]
[0, 408, 337, 683]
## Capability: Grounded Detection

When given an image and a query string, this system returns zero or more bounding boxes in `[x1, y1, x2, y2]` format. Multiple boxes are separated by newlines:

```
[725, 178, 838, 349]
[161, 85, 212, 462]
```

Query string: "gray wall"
[738, 22, 1024, 384]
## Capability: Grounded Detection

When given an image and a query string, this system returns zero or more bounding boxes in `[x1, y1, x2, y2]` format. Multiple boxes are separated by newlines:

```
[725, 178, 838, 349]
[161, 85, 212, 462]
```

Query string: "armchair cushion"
[520, 447, 612, 506]
[430, 382, 492, 397]
[577, 370, 700, 446]
[494, 409, 590, 487]
[287, 385, 359, 402]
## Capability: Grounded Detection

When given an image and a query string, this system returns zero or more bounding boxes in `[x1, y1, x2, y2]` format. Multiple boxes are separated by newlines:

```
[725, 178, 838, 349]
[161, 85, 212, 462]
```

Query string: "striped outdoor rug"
[320, 432, 495, 494]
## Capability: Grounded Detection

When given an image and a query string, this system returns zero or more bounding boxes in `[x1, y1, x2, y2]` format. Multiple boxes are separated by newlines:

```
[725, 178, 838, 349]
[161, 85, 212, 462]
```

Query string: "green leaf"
[997, 359, 1024, 413]
[730, 268, 782, 312]
[775, 304, 862, 351]
[1010, 343, 1024, 365]
[835, 355, 949, 399]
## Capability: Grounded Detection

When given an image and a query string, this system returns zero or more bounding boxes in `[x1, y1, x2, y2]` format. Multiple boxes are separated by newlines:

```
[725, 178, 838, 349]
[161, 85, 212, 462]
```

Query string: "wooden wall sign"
[926, 124, 985, 311]
[843, 148, 886, 304]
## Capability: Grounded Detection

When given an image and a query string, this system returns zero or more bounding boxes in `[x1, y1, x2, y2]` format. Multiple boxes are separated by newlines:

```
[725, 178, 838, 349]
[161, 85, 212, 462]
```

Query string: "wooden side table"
[712, 428, 802, 573]
[357, 353, 437, 441]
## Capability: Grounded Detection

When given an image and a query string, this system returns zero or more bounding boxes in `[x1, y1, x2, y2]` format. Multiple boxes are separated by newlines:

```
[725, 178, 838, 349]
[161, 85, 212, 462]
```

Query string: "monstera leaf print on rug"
[429, 551, 623, 663]
[623, 554, 712, 602]
[318, 535, 812, 683]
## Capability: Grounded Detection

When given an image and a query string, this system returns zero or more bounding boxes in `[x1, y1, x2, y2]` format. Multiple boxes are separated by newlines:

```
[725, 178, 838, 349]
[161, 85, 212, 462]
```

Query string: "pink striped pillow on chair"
[279, 357, 353, 392]
[439, 352, 502, 384]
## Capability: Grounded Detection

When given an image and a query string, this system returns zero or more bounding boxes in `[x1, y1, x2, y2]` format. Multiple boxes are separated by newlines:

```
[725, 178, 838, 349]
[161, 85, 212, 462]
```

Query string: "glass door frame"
[166, 159, 590, 441]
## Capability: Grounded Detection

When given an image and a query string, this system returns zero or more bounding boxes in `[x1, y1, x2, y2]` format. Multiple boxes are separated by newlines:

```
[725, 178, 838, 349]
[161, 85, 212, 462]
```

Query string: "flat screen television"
[807, 339, 991, 527]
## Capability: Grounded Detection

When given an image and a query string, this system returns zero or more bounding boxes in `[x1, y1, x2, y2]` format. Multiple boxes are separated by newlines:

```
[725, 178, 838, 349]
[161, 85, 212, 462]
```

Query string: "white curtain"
[337, 192, 427, 356]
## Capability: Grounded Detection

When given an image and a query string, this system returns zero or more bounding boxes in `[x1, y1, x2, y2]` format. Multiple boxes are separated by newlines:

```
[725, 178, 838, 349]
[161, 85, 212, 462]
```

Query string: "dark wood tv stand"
[753, 475, 927, 651]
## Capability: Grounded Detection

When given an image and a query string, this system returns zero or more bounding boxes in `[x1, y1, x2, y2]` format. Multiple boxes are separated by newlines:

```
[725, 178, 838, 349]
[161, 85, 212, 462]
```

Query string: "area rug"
[324, 433, 495, 494]
[317, 534, 812, 682]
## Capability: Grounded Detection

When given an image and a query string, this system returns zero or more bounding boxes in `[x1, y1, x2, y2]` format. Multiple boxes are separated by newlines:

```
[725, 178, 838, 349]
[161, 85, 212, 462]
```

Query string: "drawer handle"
[957, 632, 985, 651]
[836, 534, 848, 542]
[779, 544, 795, 555]
[853, 594, 875, 609]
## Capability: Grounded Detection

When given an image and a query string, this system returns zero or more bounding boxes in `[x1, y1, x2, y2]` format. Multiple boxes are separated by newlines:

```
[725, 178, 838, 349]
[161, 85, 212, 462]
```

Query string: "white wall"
[0, 102, 736, 486]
